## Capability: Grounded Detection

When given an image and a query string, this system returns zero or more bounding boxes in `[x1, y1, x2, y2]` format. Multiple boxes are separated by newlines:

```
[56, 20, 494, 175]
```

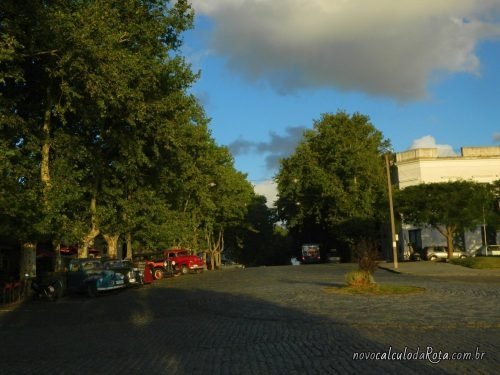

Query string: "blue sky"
[184, 1, 500, 205]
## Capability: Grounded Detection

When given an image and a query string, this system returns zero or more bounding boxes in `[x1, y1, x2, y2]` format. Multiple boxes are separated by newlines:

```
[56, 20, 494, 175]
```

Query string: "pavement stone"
[0, 263, 498, 374]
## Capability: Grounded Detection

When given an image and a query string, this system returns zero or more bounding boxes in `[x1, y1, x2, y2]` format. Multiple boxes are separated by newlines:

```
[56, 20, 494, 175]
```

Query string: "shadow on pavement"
[0, 281, 454, 374]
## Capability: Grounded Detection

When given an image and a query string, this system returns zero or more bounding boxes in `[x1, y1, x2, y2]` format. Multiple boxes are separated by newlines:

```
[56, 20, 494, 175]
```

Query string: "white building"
[394, 146, 500, 256]
[396, 146, 500, 189]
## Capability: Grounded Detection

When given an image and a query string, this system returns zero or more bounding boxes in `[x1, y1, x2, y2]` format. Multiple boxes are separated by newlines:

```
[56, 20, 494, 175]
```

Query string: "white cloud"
[409, 135, 457, 156]
[253, 180, 278, 207]
[191, 0, 500, 100]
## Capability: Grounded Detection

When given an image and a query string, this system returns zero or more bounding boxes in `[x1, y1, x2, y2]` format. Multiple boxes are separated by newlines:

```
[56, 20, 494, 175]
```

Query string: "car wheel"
[429, 255, 438, 261]
[51, 280, 64, 301]
[181, 265, 189, 275]
[137, 274, 144, 285]
[87, 282, 98, 298]
[153, 268, 164, 280]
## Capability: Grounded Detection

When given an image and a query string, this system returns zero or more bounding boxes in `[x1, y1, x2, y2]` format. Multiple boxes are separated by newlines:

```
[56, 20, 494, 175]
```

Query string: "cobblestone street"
[1, 263, 499, 374]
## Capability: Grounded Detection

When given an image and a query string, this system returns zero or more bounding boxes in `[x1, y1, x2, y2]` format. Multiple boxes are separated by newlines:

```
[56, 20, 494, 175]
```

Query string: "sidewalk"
[378, 260, 500, 277]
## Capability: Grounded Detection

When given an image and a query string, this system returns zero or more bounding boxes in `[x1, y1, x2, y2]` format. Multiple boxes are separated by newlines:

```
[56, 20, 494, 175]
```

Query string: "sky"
[184, 0, 500, 206]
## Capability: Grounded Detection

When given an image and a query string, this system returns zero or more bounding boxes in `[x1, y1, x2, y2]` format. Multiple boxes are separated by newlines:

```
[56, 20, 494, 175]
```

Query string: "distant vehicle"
[472, 245, 500, 257]
[326, 249, 340, 263]
[221, 256, 245, 269]
[298, 243, 321, 264]
[422, 246, 468, 261]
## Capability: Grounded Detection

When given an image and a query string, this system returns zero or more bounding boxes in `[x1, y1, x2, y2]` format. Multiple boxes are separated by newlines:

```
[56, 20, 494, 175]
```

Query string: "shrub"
[345, 270, 375, 287]
[353, 239, 380, 275]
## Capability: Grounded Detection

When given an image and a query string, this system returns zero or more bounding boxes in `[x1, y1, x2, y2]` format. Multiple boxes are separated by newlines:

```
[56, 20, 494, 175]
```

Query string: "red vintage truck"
[133, 253, 174, 280]
[163, 248, 205, 275]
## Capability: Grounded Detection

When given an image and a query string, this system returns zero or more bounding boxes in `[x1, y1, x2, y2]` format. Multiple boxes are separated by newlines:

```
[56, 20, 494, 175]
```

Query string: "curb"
[377, 265, 404, 274]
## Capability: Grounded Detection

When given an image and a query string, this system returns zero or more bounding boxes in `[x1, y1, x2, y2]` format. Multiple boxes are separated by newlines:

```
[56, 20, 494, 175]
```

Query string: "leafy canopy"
[276, 111, 390, 253]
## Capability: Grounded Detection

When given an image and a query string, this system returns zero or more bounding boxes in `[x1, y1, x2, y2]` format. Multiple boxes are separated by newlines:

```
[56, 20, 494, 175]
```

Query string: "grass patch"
[325, 284, 425, 296]
[450, 257, 500, 269]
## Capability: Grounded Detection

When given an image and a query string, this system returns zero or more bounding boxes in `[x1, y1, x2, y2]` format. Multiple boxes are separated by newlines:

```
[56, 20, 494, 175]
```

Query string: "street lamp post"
[385, 153, 398, 269]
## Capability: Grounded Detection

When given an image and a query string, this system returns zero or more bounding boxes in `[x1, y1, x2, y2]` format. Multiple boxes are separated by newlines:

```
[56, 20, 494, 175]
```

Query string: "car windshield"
[69, 261, 102, 272]
[104, 260, 130, 268]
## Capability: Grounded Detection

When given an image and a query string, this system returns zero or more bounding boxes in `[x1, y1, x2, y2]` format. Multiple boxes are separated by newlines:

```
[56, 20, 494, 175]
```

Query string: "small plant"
[345, 270, 374, 287]
[354, 238, 380, 274]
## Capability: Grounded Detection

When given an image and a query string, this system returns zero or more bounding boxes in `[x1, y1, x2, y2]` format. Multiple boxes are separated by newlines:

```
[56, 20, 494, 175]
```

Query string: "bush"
[353, 239, 379, 275]
[345, 270, 375, 287]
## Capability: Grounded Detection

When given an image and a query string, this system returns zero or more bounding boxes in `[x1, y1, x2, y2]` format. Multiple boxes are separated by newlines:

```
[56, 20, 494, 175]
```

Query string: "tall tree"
[395, 180, 498, 258]
[0, 1, 200, 263]
[276, 111, 390, 258]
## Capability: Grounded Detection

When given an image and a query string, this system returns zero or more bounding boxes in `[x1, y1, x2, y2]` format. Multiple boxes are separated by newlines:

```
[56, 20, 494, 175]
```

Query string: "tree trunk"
[53, 240, 63, 272]
[80, 196, 99, 258]
[215, 230, 224, 269]
[209, 251, 215, 271]
[20, 242, 37, 279]
[103, 234, 120, 259]
[41, 90, 52, 195]
[126, 233, 132, 259]
[446, 226, 455, 259]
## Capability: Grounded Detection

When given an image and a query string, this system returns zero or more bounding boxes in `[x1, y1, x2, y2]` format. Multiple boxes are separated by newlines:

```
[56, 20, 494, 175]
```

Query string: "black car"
[103, 259, 144, 286]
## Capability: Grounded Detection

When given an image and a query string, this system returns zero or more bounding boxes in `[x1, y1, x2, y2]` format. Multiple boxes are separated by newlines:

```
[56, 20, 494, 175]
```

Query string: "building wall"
[395, 146, 500, 254]
[396, 146, 500, 189]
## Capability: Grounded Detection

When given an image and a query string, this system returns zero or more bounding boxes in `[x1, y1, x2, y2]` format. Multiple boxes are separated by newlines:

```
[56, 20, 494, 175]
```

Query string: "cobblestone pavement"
[0, 263, 499, 374]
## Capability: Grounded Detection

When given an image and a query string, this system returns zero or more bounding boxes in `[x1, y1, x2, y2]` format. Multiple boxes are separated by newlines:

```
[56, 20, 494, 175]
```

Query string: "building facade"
[394, 146, 500, 257]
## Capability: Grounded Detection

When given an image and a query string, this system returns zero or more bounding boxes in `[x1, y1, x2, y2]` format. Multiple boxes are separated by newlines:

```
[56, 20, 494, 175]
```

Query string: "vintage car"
[163, 248, 205, 275]
[132, 253, 175, 280]
[67, 258, 126, 297]
[103, 259, 144, 286]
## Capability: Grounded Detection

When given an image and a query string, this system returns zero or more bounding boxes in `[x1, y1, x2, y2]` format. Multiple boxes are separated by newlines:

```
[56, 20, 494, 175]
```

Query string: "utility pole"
[385, 153, 398, 269]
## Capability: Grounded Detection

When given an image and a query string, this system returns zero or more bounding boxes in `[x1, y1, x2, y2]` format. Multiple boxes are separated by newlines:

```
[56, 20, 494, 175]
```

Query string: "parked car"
[67, 258, 126, 297]
[471, 244, 500, 257]
[325, 249, 341, 263]
[163, 248, 205, 274]
[422, 246, 468, 261]
[298, 243, 321, 264]
[132, 253, 175, 280]
[103, 259, 144, 286]
[221, 257, 245, 269]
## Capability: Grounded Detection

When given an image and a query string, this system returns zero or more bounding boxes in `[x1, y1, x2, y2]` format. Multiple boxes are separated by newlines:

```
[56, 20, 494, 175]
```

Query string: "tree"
[276, 111, 390, 259]
[233, 195, 292, 266]
[0, 0, 203, 267]
[395, 180, 497, 258]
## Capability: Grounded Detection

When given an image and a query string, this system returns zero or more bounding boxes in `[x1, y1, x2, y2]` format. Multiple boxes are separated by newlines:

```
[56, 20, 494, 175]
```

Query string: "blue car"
[67, 259, 126, 297]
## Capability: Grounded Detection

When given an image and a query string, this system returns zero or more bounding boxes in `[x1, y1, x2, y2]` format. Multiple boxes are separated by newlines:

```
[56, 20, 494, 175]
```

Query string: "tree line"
[0, 0, 263, 273]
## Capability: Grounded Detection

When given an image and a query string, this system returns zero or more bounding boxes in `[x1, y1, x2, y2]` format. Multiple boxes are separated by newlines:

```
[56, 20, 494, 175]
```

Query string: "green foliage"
[0, 0, 256, 259]
[229, 195, 292, 266]
[450, 257, 500, 269]
[395, 181, 497, 254]
[276, 111, 390, 254]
